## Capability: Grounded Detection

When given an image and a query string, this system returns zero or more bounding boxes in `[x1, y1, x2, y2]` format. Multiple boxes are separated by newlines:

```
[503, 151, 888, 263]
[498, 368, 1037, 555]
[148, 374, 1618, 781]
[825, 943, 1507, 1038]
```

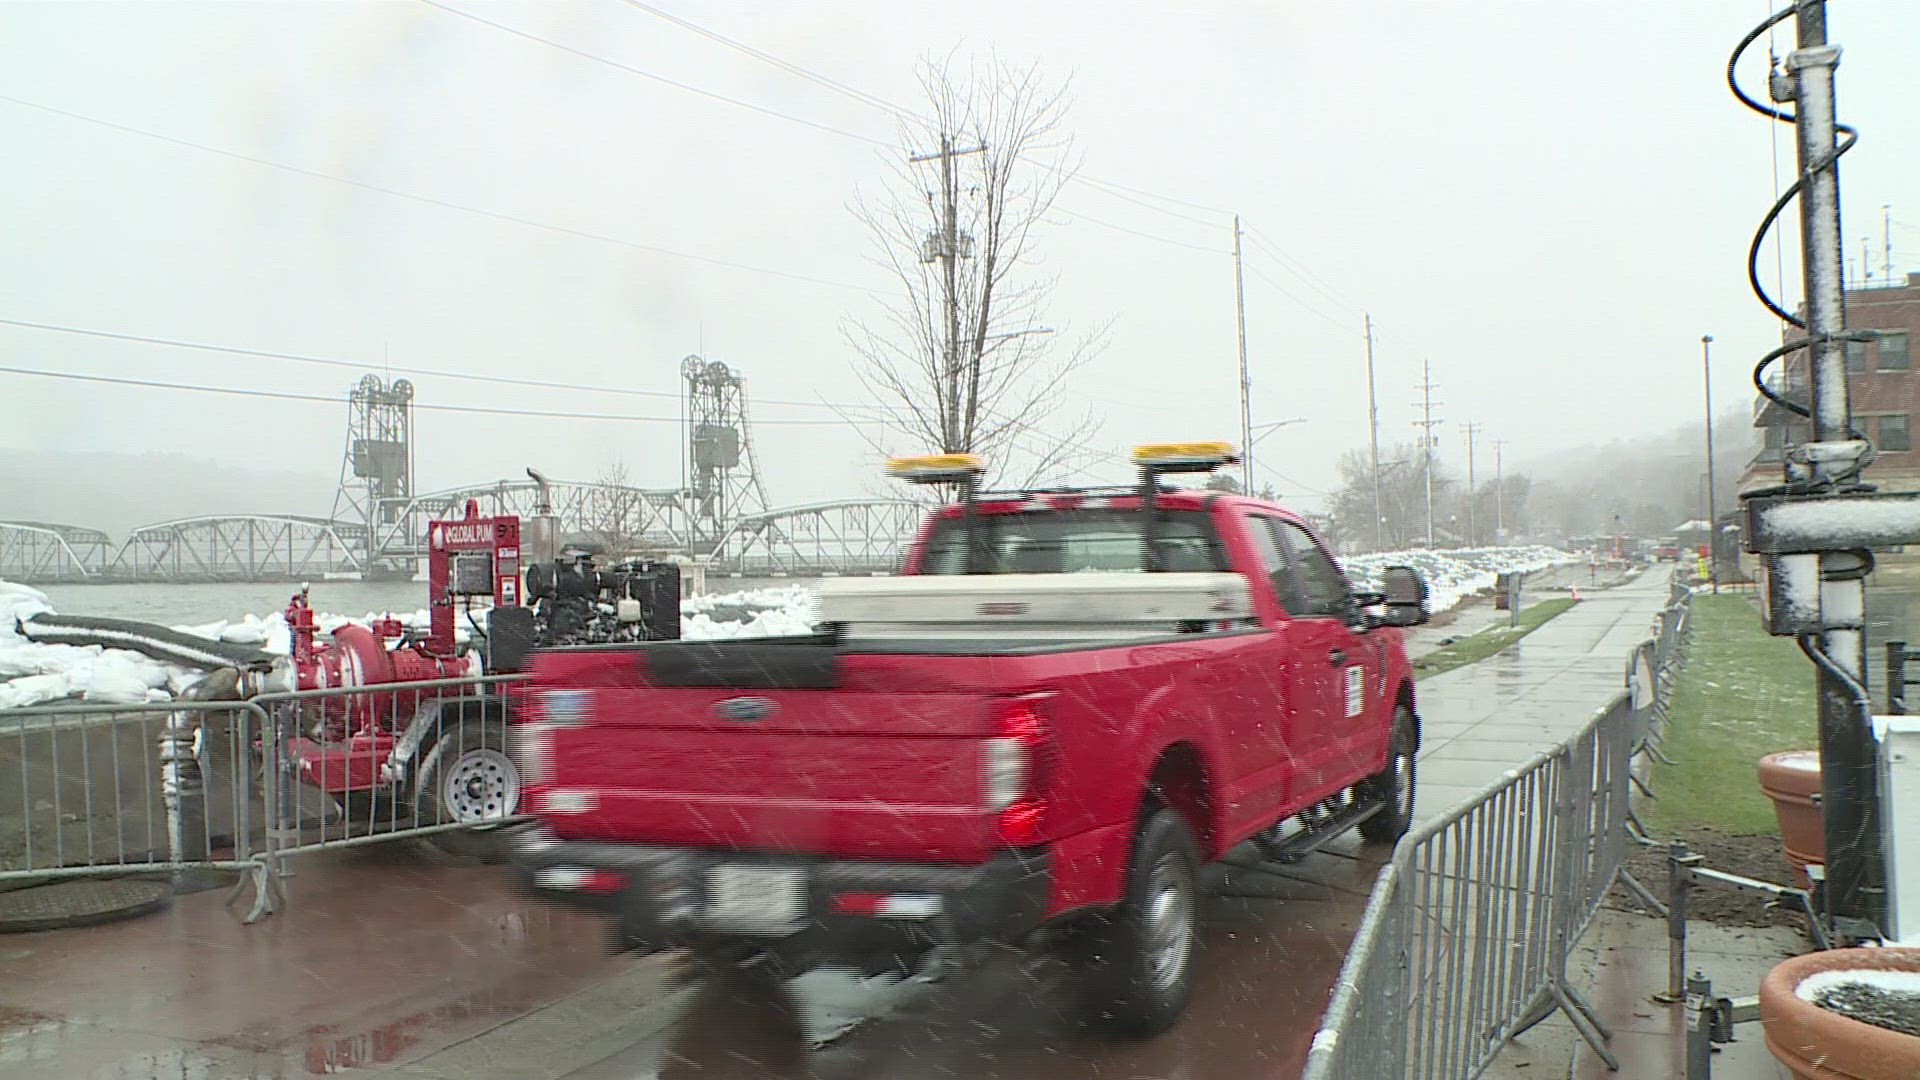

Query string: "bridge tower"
[681, 356, 766, 547]
[331, 374, 415, 574]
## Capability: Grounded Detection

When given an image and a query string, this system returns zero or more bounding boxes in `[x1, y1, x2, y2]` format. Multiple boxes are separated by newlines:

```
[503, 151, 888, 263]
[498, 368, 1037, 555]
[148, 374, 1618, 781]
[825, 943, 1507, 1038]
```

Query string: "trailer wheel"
[1358, 705, 1417, 843]
[1075, 806, 1200, 1037]
[411, 721, 520, 864]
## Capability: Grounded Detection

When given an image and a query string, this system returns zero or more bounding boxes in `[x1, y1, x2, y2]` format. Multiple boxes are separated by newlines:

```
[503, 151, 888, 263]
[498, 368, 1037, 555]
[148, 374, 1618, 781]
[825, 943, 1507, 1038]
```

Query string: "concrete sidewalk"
[1411, 568, 1672, 821]
[1484, 908, 1802, 1080]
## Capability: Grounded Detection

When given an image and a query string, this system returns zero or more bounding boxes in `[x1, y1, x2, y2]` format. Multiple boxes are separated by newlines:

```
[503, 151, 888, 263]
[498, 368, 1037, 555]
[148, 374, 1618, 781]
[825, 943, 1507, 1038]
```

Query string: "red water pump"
[286, 501, 514, 787]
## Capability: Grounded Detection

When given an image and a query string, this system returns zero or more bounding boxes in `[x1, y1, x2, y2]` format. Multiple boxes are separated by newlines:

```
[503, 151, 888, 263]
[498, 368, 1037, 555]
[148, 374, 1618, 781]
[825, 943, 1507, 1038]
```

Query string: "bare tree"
[844, 55, 1105, 486]
[1326, 443, 1455, 551]
[580, 460, 644, 559]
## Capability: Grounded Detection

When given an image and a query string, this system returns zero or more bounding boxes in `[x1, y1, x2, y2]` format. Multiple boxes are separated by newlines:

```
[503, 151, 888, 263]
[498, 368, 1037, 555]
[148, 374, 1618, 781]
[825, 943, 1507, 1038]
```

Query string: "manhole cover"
[0, 878, 172, 933]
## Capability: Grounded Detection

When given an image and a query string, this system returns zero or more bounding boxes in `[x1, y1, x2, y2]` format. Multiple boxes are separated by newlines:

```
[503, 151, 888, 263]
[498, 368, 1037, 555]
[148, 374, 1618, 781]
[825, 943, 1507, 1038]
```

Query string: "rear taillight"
[984, 695, 1054, 845]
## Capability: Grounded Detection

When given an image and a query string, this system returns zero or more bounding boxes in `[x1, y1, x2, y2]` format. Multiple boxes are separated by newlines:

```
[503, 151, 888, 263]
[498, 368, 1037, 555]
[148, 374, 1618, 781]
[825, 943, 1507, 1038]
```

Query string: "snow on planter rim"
[1796, 968, 1920, 1003]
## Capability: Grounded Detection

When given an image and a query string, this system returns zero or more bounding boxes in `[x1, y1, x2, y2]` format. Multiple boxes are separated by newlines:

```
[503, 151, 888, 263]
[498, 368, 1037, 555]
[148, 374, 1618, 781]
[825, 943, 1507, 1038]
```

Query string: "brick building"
[1744, 272, 1920, 493]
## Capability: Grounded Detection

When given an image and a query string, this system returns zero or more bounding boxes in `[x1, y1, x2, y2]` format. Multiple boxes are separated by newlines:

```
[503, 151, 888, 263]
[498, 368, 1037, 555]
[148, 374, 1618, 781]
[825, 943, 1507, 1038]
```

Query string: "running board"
[1251, 795, 1384, 865]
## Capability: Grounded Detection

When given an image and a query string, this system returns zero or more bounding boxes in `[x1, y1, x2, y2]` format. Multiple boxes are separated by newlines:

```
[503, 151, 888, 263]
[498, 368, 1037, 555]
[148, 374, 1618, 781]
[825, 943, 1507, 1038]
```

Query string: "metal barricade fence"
[1304, 576, 1695, 1080]
[249, 675, 530, 870]
[1, 698, 275, 918]
[1, 673, 534, 922]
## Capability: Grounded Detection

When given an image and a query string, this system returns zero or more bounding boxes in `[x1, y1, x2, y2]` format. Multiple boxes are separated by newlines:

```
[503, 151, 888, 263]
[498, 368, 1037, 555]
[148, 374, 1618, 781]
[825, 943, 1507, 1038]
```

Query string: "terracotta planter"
[1760, 947, 1920, 1080]
[1758, 749, 1823, 889]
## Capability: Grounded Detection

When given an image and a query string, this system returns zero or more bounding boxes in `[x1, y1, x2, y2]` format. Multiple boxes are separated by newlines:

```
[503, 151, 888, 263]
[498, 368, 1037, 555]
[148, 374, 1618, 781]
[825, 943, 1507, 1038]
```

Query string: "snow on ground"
[0, 548, 1569, 708]
[0, 580, 194, 709]
[1340, 545, 1576, 616]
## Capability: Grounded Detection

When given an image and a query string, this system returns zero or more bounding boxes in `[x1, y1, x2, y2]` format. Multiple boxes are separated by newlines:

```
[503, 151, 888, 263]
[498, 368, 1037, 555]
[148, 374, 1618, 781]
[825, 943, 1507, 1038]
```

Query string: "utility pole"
[1234, 216, 1253, 493]
[1494, 439, 1506, 541]
[1463, 421, 1481, 547]
[1411, 360, 1443, 548]
[1364, 314, 1383, 550]
[1703, 335, 1719, 594]
[1886, 204, 1895, 286]
[909, 135, 986, 453]
[1752, 0, 1886, 936]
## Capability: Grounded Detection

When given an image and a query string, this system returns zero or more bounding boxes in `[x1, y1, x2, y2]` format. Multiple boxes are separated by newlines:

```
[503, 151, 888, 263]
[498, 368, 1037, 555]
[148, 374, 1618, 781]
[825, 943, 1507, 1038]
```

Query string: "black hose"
[1730, 8, 1872, 491]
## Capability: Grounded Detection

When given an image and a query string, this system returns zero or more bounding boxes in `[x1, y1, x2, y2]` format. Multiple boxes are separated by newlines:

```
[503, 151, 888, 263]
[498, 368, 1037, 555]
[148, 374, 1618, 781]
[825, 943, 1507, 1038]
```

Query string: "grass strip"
[1644, 594, 1818, 835]
[1412, 598, 1577, 679]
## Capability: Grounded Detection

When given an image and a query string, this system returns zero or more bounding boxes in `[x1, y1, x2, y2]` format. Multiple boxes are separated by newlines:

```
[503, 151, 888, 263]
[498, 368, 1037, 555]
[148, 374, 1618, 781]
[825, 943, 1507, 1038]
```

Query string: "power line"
[616, 0, 928, 124]
[1058, 210, 1224, 254]
[0, 364, 844, 424]
[417, 0, 895, 148]
[618, 0, 1235, 229]
[1241, 224, 1360, 311]
[1243, 265, 1351, 331]
[0, 92, 875, 293]
[1073, 175, 1224, 229]
[0, 315, 890, 412]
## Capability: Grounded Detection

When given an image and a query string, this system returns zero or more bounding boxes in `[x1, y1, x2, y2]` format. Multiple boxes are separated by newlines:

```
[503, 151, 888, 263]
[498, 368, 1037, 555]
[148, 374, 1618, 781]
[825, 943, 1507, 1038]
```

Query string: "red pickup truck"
[512, 445, 1429, 1034]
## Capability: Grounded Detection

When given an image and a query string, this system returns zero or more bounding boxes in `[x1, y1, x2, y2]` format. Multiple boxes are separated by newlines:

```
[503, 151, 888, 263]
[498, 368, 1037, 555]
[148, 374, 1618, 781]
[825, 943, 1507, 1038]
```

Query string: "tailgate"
[540, 685, 1001, 862]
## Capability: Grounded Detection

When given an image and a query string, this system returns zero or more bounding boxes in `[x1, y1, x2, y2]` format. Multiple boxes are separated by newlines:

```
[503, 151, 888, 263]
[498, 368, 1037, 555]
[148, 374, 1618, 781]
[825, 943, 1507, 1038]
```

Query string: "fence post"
[1888, 641, 1907, 715]
[1659, 839, 1700, 1003]
[1685, 970, 1715, 1080]
[158, 709, 207, 883]
[1545, 734, 1619, 1069]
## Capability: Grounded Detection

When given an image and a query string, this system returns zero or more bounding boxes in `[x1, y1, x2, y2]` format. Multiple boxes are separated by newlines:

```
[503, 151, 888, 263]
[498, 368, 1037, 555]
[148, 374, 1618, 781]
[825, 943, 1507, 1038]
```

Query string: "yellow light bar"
[1131, 441, 1240, 471]
[885, 453, 983, 484]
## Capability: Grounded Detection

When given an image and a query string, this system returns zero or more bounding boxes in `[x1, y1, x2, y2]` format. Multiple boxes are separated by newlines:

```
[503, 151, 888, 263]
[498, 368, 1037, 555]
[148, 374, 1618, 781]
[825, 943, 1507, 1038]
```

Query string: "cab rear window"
[920, 509, 1225, 575]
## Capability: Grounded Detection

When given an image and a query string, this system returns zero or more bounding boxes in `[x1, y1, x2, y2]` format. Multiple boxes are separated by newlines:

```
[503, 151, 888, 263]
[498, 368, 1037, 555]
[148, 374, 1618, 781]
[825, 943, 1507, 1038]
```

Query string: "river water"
[36, 577, 816, 628]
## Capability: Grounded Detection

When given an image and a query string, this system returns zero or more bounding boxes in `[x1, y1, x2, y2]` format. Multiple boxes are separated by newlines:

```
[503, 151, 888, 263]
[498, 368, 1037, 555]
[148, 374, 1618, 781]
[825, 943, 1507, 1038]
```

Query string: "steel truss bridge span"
[105, 516, 365, 582]
[705, 499, 928, 577]
[6, 495, 931, 584]
[0, 522, 114, 582]
[370, 479, 694, 564]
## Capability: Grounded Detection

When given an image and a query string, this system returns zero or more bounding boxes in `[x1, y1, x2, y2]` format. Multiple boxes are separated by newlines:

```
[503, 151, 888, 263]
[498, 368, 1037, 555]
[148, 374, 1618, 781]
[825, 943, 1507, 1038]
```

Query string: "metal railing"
[2, 698, 275, 916]
[1303, 574, 1693, 1080]
[1, 673, 532, 922]
[251, 674, 529, 867]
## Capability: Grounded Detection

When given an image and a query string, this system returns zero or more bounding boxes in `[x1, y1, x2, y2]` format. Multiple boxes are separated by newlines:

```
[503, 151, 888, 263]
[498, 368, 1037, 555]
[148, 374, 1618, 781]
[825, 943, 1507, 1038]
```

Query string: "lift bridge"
[1, 363, 931, 585]
[0, 494, 927, 584]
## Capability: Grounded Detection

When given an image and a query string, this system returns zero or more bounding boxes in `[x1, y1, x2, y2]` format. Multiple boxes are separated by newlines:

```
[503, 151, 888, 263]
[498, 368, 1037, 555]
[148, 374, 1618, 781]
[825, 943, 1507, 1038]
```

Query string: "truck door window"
[1276, 521, 1352, 619]
[1246, 516, 1294, 614]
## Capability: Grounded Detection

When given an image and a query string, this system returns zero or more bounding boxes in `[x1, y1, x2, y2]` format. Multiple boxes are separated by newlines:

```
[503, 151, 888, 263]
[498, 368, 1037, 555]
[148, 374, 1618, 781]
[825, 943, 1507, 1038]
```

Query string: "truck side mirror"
[1376, 566, 1430, 627]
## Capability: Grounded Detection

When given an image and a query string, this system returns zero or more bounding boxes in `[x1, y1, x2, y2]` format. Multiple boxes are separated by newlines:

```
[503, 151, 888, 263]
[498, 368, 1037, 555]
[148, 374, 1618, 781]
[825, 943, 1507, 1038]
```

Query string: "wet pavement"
[1483, 907, 1803, 1080]
[0, 571, 1675, 1079]
[1411, 568, 1670, 819]
[0, 838, 1384, 1080]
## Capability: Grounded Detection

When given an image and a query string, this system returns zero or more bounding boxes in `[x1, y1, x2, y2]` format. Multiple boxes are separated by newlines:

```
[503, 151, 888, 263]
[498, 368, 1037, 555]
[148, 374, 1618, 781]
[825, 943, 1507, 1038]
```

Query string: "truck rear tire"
[1358, 705, 1417, 843]
[411, 721, 520, 865]
[1076, 807, 1200, 1037]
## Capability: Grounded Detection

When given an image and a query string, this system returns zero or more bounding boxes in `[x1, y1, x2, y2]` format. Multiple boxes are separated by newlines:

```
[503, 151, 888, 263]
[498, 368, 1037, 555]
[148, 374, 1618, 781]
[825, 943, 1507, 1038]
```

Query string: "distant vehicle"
[512, 443, 1430, 1035]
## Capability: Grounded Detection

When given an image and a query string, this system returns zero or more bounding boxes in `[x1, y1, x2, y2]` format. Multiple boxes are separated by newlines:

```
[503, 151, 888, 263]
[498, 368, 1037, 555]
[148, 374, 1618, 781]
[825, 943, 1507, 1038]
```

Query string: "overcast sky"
[3, 1, 1916, 524]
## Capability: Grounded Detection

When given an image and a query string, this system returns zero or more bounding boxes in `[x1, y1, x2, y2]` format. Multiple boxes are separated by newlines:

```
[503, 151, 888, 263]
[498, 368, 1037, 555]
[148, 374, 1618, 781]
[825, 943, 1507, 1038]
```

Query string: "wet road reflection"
[555, 841, 1383, 1080]
[0, 837, 1382, 1079]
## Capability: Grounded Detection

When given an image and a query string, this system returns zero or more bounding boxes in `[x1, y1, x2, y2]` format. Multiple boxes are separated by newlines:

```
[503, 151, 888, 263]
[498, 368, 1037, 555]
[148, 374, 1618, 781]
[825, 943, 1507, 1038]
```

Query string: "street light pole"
[1233, 215, 1253, 494]
[1702, 334, 1719, 594]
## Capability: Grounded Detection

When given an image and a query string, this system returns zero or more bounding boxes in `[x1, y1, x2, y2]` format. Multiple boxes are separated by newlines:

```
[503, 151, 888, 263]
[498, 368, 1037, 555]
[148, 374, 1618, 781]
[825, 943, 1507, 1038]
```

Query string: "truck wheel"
[1077, 807, 1200, 1037]
[411, 722, 520, 865]
[1358, 705, 1417, 843]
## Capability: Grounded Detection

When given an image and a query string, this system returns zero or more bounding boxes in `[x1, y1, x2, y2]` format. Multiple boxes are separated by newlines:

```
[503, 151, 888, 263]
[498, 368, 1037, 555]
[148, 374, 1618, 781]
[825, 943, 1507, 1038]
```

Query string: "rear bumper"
[510, 828, 1050, 960]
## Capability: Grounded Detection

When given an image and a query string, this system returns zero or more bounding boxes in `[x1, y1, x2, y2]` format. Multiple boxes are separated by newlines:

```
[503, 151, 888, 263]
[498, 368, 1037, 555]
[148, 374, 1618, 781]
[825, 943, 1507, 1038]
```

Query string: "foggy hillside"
[0, 450, 334, 538]
[1520, 410, 1759, 537]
